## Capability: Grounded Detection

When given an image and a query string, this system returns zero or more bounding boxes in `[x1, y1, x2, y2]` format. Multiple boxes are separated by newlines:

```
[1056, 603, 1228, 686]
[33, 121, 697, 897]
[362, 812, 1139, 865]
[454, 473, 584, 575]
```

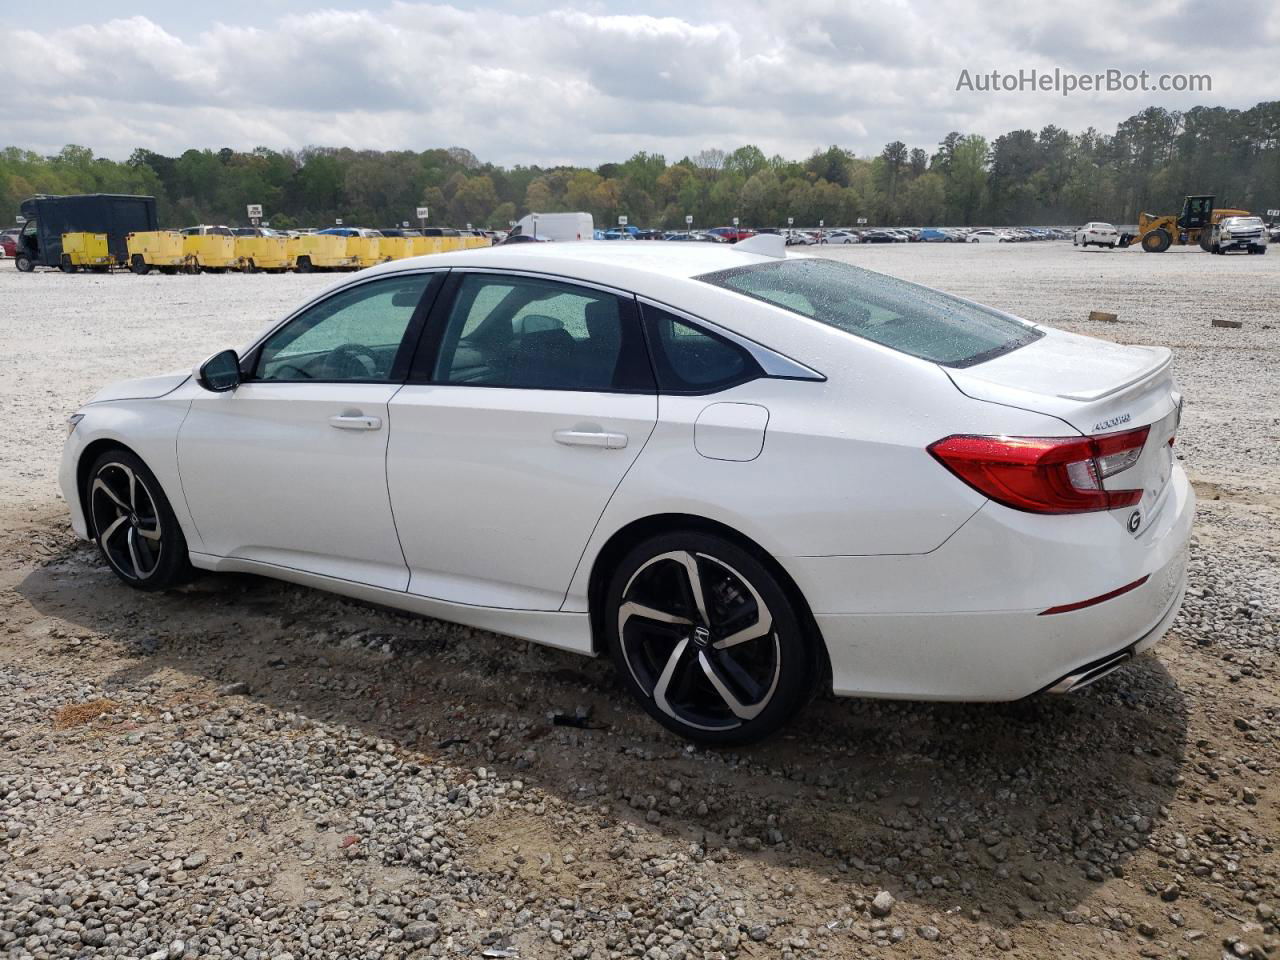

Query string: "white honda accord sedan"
[60, 236, 1193, 744]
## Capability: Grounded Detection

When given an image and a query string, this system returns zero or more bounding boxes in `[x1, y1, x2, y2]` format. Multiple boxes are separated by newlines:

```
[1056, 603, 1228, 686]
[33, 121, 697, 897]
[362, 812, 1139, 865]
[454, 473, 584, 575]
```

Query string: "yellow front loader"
[1118, 195, 1251, 252]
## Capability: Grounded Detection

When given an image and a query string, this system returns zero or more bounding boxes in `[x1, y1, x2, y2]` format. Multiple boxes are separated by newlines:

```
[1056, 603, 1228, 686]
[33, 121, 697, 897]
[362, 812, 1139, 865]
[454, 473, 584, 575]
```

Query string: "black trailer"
[13, 194, 158, 272]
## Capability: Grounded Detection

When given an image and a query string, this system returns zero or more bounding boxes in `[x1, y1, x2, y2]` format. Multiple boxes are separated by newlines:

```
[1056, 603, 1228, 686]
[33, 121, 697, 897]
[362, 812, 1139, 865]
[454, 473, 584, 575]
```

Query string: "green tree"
[946, 135, 989, 224]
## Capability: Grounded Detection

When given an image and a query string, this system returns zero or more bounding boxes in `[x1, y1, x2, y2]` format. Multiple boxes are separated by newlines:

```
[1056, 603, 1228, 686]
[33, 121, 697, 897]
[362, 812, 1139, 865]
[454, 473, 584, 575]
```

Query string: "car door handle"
[328, 414, 382, 431]
[553, 429, 628, 449]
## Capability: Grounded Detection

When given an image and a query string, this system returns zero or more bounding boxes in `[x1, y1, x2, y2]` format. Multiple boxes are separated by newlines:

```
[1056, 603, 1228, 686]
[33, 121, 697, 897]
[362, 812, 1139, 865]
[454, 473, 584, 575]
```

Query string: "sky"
[3, 0, 1278, 167]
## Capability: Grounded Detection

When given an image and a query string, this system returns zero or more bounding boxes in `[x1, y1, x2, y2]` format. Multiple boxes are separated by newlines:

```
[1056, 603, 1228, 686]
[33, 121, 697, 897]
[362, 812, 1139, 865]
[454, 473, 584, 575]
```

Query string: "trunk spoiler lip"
[1054, 347, 1172, 402]
[945, 342, 1173, 404]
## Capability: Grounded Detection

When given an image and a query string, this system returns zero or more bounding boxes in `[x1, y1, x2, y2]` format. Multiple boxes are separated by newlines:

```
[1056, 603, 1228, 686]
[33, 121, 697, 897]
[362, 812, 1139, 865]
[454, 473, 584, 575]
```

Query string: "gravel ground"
[1, 243, 1277, 960]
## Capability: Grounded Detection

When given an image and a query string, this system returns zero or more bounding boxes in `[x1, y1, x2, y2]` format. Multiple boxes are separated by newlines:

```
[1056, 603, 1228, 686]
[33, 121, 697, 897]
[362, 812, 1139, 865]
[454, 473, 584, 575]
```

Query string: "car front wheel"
[87, 449, 191, 590]
[605, 532, 818, 745]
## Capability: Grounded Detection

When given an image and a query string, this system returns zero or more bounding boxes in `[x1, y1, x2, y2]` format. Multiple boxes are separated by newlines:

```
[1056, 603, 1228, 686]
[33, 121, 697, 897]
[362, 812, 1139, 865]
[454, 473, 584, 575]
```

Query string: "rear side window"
[427, 273, 653, 392]
[640, 304, 760, 393]
[699, 259, 1042, 367]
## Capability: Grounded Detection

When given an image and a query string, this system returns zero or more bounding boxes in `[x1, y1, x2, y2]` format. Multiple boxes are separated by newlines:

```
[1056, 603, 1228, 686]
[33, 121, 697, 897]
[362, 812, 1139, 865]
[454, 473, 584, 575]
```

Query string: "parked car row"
[585, 225, 1077, 246]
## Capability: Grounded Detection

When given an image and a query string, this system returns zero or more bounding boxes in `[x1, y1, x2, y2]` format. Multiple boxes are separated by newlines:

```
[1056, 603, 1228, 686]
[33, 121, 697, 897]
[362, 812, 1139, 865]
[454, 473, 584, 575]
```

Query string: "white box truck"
[510, 212, 594, 242]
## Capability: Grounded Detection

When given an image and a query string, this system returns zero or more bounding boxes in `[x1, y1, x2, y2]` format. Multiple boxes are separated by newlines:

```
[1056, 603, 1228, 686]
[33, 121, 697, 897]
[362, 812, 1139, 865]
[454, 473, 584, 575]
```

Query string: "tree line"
[3, 101, 1277, 230]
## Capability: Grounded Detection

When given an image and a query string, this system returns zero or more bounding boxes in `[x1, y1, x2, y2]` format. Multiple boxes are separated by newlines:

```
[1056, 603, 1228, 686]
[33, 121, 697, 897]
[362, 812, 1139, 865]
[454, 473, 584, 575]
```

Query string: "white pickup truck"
[1209, 216, 1268, 255]
[1074, 222, 1119, 248]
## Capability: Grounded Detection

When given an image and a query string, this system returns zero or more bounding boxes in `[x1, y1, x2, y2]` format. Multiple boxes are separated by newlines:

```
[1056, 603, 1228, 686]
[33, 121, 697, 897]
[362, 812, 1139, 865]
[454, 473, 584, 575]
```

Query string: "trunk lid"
[945, 328, 1181, 532]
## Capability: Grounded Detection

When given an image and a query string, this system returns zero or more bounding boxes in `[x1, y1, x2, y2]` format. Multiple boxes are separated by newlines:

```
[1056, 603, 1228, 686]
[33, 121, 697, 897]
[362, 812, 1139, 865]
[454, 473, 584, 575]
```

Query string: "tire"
[604, 531, 818, 745]
[15, 254, 34, 272]
[1108, 243, 1116, 249]
[86, 449, 191, 591]
[59, 255, 78, 274]
[296, 256, 314, 273]
[1141, 229, 1172, 253]
[1198, 231, 1213, 252]
[130, 256, 151, 275]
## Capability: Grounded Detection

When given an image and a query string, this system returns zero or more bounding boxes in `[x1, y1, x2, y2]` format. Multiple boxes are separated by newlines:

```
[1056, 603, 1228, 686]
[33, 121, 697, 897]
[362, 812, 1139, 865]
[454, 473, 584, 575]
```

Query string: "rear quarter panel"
[561, 289, 1079, 612]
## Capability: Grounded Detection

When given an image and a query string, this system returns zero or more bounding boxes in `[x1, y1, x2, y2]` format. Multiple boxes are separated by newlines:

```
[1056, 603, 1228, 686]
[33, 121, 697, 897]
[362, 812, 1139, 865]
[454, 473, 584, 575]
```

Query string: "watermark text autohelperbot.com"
[956, 68, 1211, 96]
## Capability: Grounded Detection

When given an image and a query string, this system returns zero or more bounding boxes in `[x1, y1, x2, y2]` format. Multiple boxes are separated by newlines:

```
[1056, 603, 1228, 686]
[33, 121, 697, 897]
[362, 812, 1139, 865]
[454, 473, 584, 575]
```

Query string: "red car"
[0, 228, 19, 258]
[707, 226, 757, 243]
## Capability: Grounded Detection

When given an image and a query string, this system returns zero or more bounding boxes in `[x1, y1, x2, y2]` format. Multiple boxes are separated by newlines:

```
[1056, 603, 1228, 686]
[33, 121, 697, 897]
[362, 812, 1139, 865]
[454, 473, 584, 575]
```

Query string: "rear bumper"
[1039, 578, 1183, 694]
[788, 465, 1194, 701]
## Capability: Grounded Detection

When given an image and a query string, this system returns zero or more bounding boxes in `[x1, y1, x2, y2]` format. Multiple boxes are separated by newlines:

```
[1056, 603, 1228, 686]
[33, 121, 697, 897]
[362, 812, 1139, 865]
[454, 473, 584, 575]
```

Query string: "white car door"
[178, 272, 441, 589]
[387, 271, 658, 610]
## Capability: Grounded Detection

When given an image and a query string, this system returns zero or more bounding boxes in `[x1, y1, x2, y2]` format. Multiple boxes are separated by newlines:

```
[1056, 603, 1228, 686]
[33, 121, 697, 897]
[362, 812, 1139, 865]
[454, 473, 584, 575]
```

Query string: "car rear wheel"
[605, 532, 818, 745]
[15, 254, 34, 272]
[87, 450, 191, 591]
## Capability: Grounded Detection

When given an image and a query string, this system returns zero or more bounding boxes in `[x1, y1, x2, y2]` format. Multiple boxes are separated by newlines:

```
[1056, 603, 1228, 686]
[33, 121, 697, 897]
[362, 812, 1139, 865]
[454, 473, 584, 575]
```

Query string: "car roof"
[358, 239, 778, 289]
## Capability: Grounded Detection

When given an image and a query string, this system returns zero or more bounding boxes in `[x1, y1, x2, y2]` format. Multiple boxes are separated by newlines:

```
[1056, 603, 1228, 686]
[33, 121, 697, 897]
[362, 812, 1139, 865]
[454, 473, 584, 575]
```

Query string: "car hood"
[87, 370, 190, 404]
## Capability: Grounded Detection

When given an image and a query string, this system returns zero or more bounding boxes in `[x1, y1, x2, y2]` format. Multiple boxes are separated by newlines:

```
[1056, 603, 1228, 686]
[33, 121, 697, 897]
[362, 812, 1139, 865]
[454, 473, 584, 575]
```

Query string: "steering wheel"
[324, 343, 379, 379]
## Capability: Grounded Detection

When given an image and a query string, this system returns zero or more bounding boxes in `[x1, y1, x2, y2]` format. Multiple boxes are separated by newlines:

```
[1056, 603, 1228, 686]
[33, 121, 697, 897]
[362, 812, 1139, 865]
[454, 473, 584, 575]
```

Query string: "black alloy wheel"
[606, 532, 818, 745]
[87, 450, 191, 590]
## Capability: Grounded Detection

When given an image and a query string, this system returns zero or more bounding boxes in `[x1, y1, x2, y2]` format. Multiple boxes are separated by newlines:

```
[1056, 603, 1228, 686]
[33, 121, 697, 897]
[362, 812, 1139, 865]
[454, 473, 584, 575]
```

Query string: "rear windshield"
[698, 258, 1042, 367]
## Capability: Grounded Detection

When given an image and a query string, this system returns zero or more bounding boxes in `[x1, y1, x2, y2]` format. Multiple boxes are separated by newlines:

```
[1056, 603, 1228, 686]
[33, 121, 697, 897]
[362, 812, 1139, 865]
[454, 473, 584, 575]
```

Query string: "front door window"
[255, 274, 433, 382]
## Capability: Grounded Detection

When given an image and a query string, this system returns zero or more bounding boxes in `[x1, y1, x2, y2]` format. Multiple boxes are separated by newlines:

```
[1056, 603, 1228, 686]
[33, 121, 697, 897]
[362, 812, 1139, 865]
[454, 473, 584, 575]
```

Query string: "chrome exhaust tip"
[1046, 650, 1133, 695]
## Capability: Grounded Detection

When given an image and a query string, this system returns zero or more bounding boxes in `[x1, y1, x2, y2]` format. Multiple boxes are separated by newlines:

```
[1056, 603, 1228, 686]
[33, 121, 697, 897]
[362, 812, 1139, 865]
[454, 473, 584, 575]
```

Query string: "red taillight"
[928, 426, 1150, 514]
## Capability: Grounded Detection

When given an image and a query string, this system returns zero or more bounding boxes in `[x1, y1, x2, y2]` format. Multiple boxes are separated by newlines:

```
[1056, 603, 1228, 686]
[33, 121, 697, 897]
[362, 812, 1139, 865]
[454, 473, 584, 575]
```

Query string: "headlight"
[67, 413, 84, 436]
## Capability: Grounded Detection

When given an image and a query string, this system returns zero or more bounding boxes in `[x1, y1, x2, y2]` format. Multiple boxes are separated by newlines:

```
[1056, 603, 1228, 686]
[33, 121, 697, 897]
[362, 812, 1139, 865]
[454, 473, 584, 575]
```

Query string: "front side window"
[698, 258, 1042, 368]
[430, 273, 653, 391]
[255, 274, 433, 382]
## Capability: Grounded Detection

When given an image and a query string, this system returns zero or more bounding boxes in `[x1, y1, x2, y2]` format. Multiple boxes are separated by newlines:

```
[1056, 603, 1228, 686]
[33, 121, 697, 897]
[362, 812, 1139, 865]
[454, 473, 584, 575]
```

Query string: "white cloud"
[1, 0, 1276, 165]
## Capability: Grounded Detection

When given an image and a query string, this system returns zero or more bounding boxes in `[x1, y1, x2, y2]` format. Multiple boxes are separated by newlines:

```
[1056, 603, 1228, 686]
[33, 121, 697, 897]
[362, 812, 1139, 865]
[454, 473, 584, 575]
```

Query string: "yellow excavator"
[1118, 195, 1252, 252]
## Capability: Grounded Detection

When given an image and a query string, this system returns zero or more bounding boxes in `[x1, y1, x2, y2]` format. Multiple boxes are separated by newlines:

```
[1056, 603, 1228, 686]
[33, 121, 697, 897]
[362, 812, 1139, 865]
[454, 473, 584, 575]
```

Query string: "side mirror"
[197, 349, 242, 392]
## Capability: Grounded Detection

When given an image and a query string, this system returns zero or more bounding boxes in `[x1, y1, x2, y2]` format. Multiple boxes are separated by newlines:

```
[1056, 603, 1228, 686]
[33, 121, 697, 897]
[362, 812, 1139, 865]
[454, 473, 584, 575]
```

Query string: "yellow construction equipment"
[344, 229, 386, 268]
[126, 231, 189, 274]
[1118, 195, 1251, 252]
[422, 227, 465, 253]
[232, 228, 293, 272]
[59, 232, 115, 272]
[288, 233, 358, 272]
[410, 233, 446, 256]
[181, 226, 238, 272]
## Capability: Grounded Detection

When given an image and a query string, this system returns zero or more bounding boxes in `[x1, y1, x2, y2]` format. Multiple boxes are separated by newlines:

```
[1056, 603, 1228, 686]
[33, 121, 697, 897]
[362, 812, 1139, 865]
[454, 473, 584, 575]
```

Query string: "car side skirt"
[189, 553, 594, 655]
